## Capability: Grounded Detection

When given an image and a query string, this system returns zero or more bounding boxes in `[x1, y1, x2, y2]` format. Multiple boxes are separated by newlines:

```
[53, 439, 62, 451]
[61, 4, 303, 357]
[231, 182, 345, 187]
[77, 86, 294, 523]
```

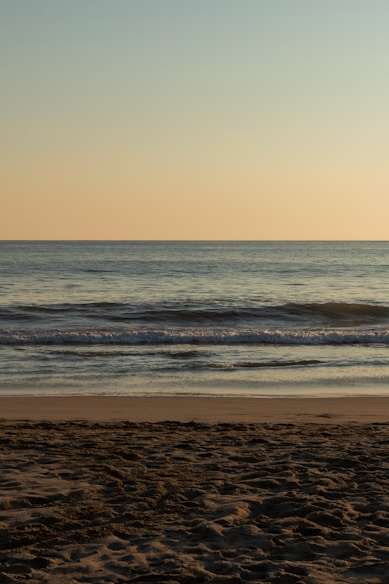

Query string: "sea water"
[1, 241, 389, 397]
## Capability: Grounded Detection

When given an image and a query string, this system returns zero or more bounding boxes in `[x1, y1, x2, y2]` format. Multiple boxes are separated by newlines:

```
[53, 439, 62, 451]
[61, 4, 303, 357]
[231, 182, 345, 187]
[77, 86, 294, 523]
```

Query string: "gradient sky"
[2, 0, 389, 239]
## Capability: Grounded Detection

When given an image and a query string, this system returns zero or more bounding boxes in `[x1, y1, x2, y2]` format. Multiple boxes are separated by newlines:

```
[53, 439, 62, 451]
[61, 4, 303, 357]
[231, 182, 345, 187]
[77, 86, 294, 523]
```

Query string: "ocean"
[1, 240, 389, 397]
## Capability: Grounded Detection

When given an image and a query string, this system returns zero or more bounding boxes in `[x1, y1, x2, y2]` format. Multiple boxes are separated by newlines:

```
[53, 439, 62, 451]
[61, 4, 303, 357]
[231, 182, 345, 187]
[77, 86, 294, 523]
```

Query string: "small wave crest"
[2, 328, 389, 346]
[238, 359, 323, 368]
[209, 359, 323, 369]
[2, 301, 389, 327]
[287, 302, 389, 320]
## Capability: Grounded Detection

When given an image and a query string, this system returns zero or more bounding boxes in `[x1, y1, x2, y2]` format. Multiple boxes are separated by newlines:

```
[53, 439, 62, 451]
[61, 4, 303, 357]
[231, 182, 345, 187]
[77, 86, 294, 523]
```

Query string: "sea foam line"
[2, 328, 389, 346]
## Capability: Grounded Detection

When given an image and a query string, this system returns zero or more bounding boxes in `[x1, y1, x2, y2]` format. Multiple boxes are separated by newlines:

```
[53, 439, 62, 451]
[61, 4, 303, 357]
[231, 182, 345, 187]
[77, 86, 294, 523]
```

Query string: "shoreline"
[1, 395, 389, 423]
[3, 396, 389, 582]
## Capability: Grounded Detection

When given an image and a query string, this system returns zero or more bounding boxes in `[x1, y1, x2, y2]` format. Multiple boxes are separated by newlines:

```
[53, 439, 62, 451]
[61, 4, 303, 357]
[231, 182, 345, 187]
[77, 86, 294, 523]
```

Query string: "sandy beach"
[1, 397, 389, 583]
[2, 395, 389, 424]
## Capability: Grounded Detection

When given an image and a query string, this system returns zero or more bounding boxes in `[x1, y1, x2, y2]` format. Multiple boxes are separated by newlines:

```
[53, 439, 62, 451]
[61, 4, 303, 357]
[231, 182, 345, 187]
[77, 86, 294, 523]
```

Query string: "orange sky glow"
[2, 1, 389, 240]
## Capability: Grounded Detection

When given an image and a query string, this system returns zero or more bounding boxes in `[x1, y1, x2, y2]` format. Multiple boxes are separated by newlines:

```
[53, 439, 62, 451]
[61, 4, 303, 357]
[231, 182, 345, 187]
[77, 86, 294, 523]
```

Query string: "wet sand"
[1, 395, 389, 424]
[1, 397, 389, 583]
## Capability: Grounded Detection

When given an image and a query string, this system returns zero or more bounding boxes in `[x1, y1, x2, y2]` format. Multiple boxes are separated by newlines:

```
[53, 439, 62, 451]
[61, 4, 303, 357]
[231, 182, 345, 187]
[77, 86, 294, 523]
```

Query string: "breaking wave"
[2, 328, 389, 346]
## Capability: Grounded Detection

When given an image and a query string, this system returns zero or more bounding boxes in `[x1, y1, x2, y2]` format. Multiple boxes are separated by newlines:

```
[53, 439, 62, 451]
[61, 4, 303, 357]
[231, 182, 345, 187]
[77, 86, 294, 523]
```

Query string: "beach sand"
[1, 397, 389, 583]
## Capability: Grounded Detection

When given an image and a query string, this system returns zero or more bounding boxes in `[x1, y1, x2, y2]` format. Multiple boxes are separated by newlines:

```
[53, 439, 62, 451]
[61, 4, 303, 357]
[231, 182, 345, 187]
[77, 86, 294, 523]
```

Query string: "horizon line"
[1, 239, 388, 243]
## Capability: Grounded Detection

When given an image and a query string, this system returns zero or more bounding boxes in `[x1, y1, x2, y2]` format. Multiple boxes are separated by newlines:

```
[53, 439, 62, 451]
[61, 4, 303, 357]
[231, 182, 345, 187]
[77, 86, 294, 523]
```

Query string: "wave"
[159, 358, 326, 373]
[209, 359, 323, 369]
[287, 302, 389, 319]
[2, 301, 389, 326]
[2, 328, 389, 346]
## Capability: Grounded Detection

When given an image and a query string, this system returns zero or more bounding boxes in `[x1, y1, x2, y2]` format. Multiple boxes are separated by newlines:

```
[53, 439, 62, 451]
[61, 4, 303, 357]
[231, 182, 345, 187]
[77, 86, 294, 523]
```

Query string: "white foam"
[2, 327, 389, 346]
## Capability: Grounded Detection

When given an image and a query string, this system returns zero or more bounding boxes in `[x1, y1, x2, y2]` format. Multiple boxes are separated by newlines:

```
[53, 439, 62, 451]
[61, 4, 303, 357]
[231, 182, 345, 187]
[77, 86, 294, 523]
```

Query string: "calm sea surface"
[1, 241, 389, 397]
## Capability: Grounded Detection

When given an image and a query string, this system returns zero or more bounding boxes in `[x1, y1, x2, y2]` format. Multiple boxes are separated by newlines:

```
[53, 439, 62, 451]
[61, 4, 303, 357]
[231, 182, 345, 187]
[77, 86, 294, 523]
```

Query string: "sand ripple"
[1, 421, 389, 583]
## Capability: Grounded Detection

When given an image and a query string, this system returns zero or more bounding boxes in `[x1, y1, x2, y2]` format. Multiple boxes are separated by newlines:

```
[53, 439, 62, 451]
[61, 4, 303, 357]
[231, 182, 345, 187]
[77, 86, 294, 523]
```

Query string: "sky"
[1, 0, 389, 240]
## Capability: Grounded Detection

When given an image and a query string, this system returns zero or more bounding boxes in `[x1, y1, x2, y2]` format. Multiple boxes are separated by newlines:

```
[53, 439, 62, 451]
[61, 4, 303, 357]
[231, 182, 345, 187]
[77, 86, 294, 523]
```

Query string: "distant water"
[1, 241, 389, 397]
